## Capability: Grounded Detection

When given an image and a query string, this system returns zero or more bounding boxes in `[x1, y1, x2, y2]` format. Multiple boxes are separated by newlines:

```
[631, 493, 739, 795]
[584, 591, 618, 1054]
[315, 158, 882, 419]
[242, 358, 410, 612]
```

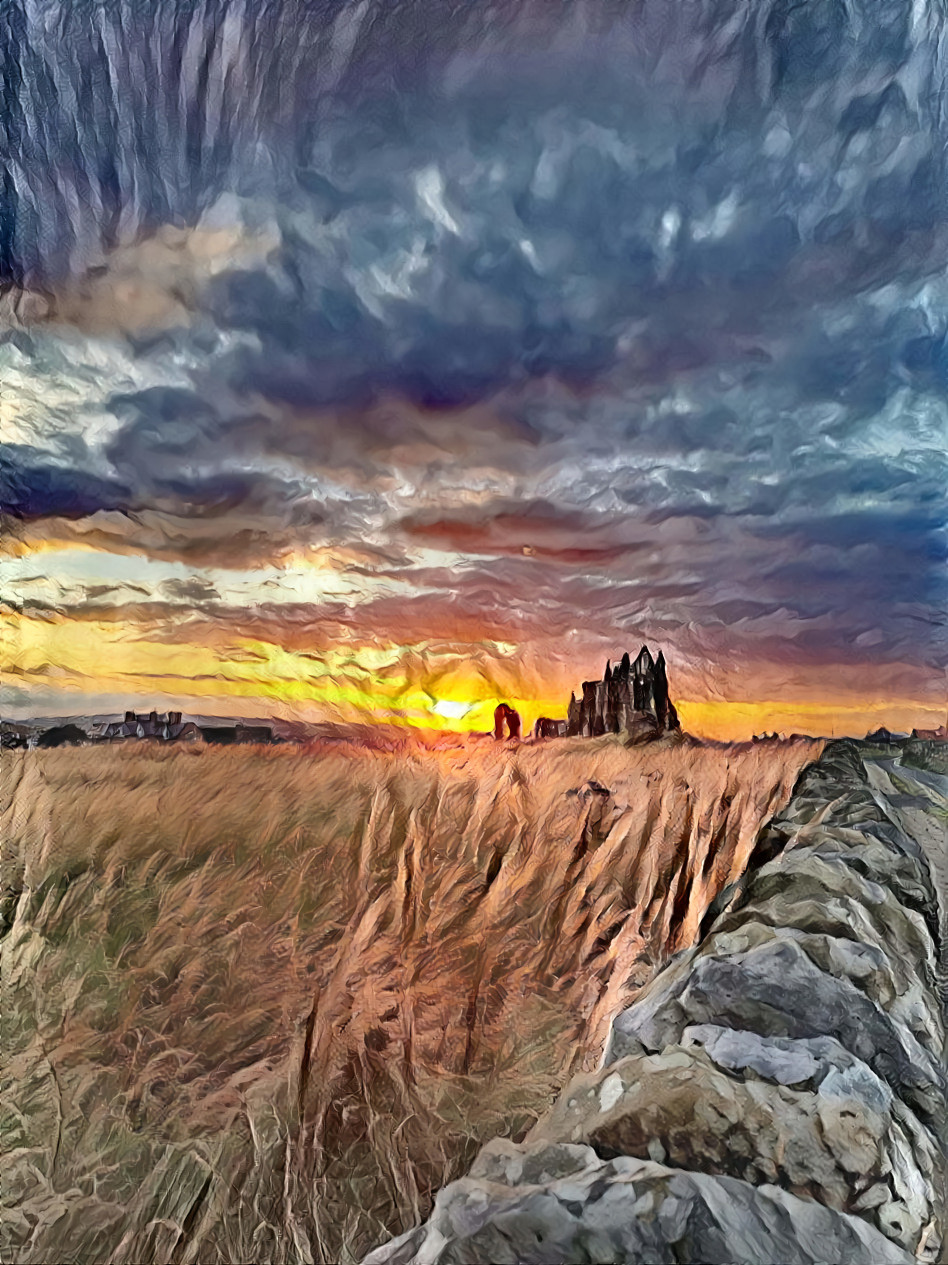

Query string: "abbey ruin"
[568, 644, 679, 737]
[534, 644, 680, 741]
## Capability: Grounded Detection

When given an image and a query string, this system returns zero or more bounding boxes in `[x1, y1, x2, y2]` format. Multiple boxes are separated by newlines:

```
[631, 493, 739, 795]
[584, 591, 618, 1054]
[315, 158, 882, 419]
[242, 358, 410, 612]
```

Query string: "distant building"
[1, 722, 31, 750]
[100, 711, 202, 742]
[100, 711, 275, 744]
[566, 645, 680, 740]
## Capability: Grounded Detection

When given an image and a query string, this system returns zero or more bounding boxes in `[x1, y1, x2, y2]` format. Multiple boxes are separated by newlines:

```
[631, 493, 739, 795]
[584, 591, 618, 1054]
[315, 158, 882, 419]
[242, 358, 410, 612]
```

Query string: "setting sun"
[429, 699, 475, 720]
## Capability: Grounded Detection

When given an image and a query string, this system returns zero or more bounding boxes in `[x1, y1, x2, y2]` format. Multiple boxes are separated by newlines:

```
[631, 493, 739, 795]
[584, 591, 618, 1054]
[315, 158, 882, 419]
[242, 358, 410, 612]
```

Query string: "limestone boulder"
[363, 1142, 915, 1265]
[361, 740, 947, 1265]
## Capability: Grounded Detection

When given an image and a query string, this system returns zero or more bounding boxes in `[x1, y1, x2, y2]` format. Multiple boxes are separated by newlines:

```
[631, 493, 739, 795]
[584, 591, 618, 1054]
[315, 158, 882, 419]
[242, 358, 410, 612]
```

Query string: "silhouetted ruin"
[566, 645, 680, 741]
[527, 645, 681, 743]
[533, 717, 568, 739]
[493, 703, 522, 741]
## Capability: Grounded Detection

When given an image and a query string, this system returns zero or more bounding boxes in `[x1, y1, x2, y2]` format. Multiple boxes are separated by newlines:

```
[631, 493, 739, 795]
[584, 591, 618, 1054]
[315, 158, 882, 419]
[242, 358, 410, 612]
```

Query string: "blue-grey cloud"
[2, 0, 946, 694]
[0, 444, 130, 520]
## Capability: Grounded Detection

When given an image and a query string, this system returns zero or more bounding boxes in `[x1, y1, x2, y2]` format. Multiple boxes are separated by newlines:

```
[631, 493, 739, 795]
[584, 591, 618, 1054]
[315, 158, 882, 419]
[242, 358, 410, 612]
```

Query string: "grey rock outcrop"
[364, 1142, 915, 1265]
[566, 646, 680, 741]
[362, 741, 947, 1264]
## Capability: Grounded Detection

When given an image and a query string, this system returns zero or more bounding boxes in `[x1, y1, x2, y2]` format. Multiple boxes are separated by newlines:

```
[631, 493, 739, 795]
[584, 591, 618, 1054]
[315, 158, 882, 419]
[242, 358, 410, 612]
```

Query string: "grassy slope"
[1, 734, 820, 1264]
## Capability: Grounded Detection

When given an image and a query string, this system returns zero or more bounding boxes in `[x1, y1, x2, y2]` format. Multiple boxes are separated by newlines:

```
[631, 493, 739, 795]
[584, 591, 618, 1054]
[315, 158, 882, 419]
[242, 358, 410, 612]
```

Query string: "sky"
[2, 0, 947, 740]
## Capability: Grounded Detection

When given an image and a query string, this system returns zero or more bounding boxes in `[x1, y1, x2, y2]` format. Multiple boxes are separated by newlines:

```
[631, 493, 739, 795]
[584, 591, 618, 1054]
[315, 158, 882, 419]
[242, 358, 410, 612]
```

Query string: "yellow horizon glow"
[3, 610, 944, 742]
[675, 698, 946, 743]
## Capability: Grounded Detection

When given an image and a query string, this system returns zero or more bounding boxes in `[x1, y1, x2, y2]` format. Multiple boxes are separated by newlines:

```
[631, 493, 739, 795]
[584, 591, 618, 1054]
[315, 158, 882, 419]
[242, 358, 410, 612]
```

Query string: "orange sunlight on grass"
[3, 734, 819, 1263]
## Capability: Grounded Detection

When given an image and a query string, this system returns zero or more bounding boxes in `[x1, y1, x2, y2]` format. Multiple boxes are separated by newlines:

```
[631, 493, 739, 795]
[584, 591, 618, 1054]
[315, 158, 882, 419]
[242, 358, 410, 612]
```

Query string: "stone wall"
[362, 740, 947, 1265]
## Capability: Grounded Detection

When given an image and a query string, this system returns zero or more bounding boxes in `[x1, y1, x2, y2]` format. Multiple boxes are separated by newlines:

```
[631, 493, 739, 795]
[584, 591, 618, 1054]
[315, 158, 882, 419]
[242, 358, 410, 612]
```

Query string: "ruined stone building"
[533, 717, 568, 739]
[100, 711, 202, 742]
[98, 711, 276, 744]
[493, 703, 522, 740]
[566, 645, 679, 739]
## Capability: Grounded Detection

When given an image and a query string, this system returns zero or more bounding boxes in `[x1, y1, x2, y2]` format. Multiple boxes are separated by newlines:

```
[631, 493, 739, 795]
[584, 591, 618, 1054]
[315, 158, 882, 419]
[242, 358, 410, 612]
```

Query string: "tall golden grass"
[1, 733, 819, 1264]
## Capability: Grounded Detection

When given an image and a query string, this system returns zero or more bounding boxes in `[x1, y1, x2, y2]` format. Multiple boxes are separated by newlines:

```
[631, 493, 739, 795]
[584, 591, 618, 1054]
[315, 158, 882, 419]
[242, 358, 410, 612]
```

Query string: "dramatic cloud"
[2, 0, 946, 732]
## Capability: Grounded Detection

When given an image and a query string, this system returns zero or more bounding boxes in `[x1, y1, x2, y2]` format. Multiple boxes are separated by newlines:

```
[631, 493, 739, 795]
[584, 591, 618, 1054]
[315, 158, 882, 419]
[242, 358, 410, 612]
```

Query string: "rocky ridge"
[362, 740, 948, 1264]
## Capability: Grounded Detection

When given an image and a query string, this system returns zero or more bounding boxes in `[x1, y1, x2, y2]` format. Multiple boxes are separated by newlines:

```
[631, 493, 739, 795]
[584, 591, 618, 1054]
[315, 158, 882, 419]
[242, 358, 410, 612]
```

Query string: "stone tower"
[565, 645, 680, 739]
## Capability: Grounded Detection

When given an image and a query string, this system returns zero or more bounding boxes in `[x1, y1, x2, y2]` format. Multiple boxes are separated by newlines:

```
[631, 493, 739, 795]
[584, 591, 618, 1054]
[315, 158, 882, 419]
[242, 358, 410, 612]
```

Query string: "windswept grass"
[1, 733, 819, 1264]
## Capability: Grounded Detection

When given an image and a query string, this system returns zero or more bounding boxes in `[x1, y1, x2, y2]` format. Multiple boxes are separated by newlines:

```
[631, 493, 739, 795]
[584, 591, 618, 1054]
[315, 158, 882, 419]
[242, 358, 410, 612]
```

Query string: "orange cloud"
[5, 213, 279, 338]
[1, 610, 564, 731]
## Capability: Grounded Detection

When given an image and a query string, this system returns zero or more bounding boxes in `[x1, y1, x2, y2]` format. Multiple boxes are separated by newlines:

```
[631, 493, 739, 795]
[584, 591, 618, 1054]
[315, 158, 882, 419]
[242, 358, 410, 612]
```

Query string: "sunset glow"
[4, 585, 944, 739]
[2, 4, 945, 741]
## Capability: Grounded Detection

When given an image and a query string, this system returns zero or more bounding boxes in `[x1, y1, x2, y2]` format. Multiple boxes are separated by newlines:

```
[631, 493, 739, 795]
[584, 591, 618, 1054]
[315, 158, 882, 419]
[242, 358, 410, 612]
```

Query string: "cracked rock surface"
[363, 740, 947, 1264]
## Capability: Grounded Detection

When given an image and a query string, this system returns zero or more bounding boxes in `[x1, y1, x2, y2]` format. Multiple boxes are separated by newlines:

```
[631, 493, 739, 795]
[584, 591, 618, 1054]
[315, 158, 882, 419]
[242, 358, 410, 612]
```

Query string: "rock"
[522, 1039, 936, 1245]
[902, 739, 948, 775]
[600, 740, 947, 1257]
[622, 936, 944, 1124]
[567, 780, 612, 802]
[362, 1145, 915, 1265]
[361, 740, 947, 1265]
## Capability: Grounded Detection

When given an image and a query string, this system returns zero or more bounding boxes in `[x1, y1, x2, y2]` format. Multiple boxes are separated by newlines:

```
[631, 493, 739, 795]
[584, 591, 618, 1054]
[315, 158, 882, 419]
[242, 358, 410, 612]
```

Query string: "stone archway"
[493, 703, 522, 740]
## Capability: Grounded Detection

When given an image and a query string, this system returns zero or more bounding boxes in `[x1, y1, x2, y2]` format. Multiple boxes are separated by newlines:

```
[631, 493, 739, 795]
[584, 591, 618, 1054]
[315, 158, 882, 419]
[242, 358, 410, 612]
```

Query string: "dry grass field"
[1, 732, 820, 1264]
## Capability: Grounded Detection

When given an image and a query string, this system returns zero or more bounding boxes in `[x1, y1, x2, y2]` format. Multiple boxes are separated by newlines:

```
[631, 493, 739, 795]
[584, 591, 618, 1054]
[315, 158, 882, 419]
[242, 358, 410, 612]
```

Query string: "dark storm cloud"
[199, 78, 946, 421]
[0, 444, 130, 520]
[107, 409, 320, 523]
[1, 418, 327, 531]
[390, 481, 946, 670]
[8, 0, 945, 402]
[398, 499, 655, 564]
[5, 0, 945, 284]
[158, 577, 221, 604]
